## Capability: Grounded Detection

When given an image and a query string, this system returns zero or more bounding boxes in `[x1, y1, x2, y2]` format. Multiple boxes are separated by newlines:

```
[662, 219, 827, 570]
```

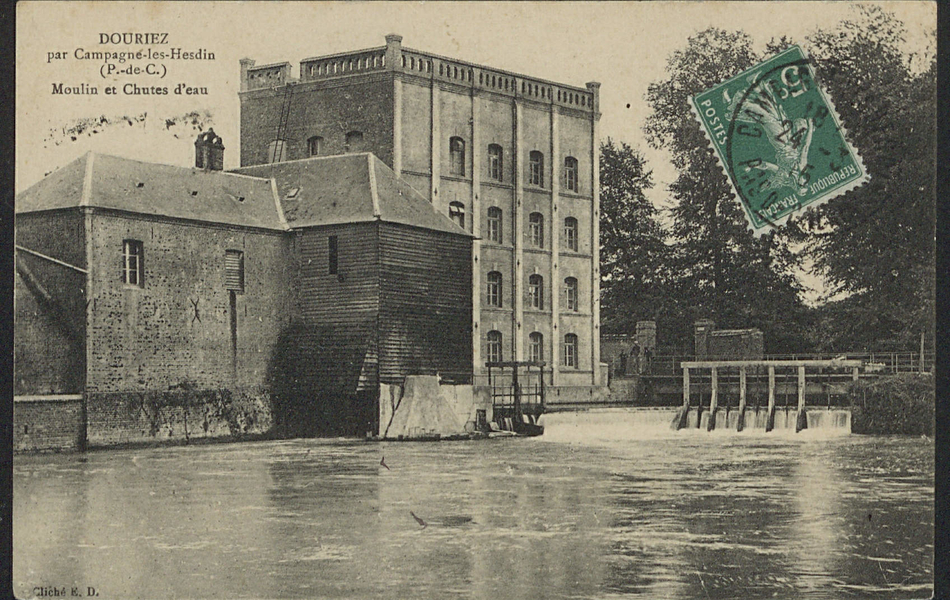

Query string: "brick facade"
[238, 34, 604, 390]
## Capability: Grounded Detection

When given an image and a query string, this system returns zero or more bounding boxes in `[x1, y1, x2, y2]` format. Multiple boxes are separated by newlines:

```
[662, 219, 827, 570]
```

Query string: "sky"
[16, 1, 936, 298]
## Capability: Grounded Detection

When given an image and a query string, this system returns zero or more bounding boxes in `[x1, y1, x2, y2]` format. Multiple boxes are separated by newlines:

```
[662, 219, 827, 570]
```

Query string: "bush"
[848, 374, 934, 435]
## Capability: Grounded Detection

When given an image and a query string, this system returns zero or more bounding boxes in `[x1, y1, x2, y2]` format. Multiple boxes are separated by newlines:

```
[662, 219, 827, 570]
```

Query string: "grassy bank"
[848, 374, 934, 435]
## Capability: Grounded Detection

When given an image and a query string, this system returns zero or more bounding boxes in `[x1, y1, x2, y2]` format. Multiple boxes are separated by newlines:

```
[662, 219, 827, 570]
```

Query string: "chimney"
[195, 129, 224, 171]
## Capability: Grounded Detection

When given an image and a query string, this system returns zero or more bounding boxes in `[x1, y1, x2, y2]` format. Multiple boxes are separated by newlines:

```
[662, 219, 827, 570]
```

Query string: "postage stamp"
[691, 45, 869, 235]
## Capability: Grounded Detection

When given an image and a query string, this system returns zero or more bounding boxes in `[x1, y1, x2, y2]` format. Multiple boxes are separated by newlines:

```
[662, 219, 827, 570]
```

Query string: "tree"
[644, 28, 814, 353]
[598, 139, 670, 335]
[796, 6, 936, 351]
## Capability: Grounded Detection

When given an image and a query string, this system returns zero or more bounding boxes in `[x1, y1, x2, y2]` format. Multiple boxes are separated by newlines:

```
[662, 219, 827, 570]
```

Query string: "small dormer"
[195, 129, 225, 171]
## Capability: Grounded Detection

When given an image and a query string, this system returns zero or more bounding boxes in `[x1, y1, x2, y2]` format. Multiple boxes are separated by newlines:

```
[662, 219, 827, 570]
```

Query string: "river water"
[14, 409, 933, 600]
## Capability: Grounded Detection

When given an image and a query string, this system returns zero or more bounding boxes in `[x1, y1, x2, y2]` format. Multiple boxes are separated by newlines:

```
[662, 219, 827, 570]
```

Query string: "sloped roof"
[16, 153, 287, 231]
[233, 153, 470, 236]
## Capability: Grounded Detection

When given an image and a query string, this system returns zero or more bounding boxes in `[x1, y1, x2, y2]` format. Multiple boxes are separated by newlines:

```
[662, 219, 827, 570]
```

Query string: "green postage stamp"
[691, 45, 868, 235]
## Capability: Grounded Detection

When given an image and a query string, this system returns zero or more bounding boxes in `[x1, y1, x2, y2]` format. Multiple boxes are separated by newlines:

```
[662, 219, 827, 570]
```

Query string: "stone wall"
[85, 212, 294, 393]
[13, 396, 84, 453]
[85, 387, 273, 448]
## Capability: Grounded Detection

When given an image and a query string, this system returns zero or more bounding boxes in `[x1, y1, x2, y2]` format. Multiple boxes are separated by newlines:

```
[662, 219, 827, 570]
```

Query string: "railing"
[245, 62, 293, 90]
[637, 351, 934, 378]
[422, 48, 593, 110]
[300, 48, 388, 82]
[289, 44, 595, 110]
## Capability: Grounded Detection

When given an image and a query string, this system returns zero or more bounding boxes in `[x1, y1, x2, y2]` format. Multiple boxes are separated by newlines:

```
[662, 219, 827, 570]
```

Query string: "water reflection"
[14, 410, 933, 599]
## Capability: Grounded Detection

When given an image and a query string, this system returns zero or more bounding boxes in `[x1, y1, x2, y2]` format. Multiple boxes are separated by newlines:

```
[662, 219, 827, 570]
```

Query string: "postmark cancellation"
[691, 45, 869, 236]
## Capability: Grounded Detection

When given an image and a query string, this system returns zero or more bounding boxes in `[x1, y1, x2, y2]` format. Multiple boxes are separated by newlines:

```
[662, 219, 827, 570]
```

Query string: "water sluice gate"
[671, 359, 863, 433]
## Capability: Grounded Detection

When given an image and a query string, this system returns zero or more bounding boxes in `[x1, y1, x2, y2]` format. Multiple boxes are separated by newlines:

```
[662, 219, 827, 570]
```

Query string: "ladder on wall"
[271, 82, 295, 163]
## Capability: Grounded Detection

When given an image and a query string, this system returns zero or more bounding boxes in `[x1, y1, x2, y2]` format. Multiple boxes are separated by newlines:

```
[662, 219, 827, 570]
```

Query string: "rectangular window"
[122, 239, 144, 287]
[225, 250, 245, 293]
[328, 235, 339, 275]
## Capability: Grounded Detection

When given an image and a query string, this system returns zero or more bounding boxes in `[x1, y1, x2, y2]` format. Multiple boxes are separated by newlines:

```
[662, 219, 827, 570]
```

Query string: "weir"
[671, 359, 862, 433]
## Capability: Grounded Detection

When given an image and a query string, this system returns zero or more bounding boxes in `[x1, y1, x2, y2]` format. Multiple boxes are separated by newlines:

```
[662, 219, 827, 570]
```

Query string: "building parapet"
[241, 34, 599, 113]
[243, 61, 296, 90]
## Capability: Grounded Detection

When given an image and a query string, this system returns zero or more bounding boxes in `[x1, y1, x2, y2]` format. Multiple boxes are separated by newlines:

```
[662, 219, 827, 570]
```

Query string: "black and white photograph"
[12, 2, 938, 598]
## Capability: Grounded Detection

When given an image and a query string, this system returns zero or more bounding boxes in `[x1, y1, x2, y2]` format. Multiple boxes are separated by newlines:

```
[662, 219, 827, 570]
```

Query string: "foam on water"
[539, 407, 851, 444]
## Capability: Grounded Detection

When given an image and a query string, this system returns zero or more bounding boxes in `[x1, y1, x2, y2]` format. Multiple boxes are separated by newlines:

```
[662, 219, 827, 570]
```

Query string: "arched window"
[307, 136, 324, 157]
[528, 151, 544, 187]
[564, 277, 579, 312]
[449, 137, 466, 176]
[267, 140, 287, 163]
[528, 274, 544, 310]
[486, 207, 503, 243]
[528, 332, 544, 363]
[449, 201, 465, 229]
[529, 212, 544, 247]
[563, 333, 579, 367]
[564, 156, 579, 192]
[487, 331, 503, 364]
[487, 144, 503, 181]
[563, 217, 579, 252]
[486, 271, 502, 307]
[344, 131, 363, 153]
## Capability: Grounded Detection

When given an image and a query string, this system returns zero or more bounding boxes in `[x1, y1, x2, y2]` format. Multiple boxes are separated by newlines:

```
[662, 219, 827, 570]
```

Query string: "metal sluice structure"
[485, 361, 546, 435]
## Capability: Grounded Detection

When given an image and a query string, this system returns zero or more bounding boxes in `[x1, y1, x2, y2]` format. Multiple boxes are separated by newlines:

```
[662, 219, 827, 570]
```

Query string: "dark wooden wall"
[378, 222, 472, 383]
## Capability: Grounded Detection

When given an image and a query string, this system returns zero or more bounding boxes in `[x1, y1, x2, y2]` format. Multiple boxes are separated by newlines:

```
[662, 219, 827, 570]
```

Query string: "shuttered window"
[225, 250, 244, 293]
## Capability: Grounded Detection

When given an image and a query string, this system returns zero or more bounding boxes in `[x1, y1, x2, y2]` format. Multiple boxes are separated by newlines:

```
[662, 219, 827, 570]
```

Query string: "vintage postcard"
[13, 2, 937, 599]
